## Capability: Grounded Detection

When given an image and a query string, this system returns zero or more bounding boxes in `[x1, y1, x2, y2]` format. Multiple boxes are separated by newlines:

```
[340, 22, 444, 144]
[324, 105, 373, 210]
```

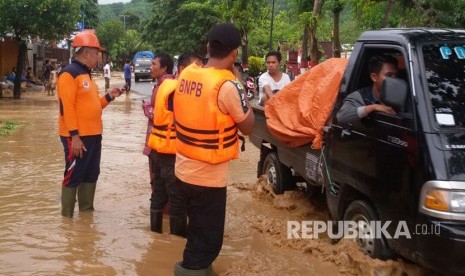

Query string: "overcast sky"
[98, 0, 131, 5]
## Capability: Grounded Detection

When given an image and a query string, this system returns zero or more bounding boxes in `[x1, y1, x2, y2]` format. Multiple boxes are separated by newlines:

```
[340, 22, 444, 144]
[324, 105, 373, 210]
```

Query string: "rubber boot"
[150, 210, 163, 233]
[78, 182, 96, 212]
[61, 186, 77, 218]
[174, 262, 212, 276]
[170, 216, 187, 237]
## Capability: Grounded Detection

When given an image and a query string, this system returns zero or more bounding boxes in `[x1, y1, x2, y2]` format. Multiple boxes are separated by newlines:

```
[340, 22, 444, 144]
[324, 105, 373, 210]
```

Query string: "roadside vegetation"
[0, 120, 21, 136]
[98, 0, 465, 67]
[2, 0, 465, 98]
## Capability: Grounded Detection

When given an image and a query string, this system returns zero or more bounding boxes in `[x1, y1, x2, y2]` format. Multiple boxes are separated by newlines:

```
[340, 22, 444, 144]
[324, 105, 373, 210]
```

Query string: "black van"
[250, 29, 465, 274]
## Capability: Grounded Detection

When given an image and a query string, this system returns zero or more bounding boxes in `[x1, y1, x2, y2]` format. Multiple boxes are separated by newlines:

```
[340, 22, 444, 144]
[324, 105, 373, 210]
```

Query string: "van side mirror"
[380, 77, 408, 112]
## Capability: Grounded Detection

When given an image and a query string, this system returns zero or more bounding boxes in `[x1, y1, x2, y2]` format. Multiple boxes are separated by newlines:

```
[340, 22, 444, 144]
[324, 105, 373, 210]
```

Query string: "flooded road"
[128, 79, 153, 97]
[0, 88, 437, 275]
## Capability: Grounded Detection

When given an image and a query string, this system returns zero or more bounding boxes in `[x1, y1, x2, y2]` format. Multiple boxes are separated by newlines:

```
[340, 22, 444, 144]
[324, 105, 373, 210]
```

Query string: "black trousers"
[177, 178, 227, 270]
[150, 152, 184, 219]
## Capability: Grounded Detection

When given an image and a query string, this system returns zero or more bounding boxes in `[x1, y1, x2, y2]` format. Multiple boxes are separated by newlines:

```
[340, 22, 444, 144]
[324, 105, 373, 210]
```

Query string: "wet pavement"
[0, 77, 439, 275]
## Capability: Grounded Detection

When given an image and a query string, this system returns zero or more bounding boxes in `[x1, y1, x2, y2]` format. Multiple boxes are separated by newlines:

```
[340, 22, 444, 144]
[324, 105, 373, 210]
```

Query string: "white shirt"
[258, 71, 291, 102]
[103, 64, 111, 78]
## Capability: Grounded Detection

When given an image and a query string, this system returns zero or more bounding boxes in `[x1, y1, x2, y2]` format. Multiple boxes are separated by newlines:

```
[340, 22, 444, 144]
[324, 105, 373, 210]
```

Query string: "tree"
[119, 12, 140, 30]
[98, 0, 465, 73]
[301, 19, 310, 67]
[0, 0, 79, 99]
[309, 0, 323, 65]
[381, 0, 395, 27]
[96, 19, 124, 57]
[79, 0, 99, 29]
[411, 0, 436, 26]
[110, 29, 153, 67]
[288, 0, 314, 68]
[272, 10, 303, 53]
[124, 29, 153, 57]
[224, 0, 267, 66]
[143, 0, 221, 55]
[330, 0, 344, 58]
[98, 0, 152, 25]
[409, 0, 465, 28]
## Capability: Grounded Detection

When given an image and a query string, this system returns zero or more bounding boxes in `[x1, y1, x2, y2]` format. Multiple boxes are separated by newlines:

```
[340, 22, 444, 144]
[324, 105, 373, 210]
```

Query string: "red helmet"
[72, 31, 105, 51]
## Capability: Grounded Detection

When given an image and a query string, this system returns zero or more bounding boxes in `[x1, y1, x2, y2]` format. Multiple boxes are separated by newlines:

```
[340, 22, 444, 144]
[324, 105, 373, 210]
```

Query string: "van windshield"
[422, 43, 465, 128]
[135, 59, 152, 67]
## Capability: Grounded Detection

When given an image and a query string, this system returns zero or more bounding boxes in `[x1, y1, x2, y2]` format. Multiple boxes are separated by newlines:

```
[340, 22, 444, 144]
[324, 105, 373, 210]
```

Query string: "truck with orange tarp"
[249, 29, 465, 274]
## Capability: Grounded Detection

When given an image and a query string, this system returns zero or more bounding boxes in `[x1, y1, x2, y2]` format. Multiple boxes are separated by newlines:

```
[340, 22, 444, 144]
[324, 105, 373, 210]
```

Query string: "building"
[0, 36, 71, 80]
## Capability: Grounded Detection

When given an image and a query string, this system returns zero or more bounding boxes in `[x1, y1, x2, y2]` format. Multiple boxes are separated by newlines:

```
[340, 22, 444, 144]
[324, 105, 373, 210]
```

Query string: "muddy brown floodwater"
[0, 88, 438, 276]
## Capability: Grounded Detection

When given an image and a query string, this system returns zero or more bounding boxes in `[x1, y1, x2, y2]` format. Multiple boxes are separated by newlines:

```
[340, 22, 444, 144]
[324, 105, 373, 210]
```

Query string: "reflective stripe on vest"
[175, 120, 238, 149]
[173, 64, 239, 164]
[147, 79, 178, 154]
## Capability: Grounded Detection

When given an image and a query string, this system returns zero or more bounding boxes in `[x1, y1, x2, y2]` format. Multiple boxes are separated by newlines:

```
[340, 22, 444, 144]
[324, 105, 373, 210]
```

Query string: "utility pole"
[269, 0, 275, 52]
[120, 14, 129, 58]
[81, 12, 85, 29]
[120, 14, 128, 31]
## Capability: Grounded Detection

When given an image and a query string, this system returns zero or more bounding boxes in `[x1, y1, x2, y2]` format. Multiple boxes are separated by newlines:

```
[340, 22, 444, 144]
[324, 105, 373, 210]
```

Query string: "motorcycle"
[244, 76, 255, 101]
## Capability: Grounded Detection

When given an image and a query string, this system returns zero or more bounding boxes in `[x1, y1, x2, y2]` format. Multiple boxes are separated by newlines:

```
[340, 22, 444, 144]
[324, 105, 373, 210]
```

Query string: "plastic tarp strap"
[264, 58, 349, 149]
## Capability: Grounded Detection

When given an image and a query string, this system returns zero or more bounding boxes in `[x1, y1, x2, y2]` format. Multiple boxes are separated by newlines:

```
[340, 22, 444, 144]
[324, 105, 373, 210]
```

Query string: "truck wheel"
[135, 77, 139, 82]
[343, 200, 393, 259]
[262, 152, 292, 194]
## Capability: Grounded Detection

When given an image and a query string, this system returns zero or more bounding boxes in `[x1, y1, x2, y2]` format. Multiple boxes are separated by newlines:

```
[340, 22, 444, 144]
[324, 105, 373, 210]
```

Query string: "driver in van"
[336, 54, 398, 124]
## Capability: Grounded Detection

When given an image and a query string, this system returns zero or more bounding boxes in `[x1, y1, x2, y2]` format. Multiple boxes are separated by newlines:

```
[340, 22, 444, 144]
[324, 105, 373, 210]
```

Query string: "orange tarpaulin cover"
[264, 58, 349, 149]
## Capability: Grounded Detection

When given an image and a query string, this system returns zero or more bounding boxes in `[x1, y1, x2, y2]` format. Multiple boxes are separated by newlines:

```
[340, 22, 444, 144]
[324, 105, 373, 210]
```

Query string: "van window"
[422, 43, 465, 128]
[352, 48, 407, 93]
[339, 46, 414, 129]
[135, 58, 152, 67]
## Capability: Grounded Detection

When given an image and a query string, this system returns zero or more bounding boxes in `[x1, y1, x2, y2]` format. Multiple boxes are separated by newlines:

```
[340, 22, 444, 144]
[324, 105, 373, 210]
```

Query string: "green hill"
[99, 0, 152, 30]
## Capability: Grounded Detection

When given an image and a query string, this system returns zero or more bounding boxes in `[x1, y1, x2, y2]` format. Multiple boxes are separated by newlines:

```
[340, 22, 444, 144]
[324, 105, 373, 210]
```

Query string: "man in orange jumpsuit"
[57, 31, 124, 218]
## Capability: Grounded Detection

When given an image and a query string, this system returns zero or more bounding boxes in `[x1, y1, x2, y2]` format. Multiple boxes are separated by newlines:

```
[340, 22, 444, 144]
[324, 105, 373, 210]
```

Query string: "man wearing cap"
[173, 23, 255, 276]
[57, 31, 124, 218]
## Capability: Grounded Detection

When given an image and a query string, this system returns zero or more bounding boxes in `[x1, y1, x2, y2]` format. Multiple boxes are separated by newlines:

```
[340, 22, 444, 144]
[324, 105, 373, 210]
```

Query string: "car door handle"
[341, 129, 351, 138]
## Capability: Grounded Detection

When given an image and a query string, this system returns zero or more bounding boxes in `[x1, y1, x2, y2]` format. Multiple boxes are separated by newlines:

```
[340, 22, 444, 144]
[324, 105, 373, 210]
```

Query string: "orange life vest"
[148, 79, 178, 154]
[174, 64, 239, 164]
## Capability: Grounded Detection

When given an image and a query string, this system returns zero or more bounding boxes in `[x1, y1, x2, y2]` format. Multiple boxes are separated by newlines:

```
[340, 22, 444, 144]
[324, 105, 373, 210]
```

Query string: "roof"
[358, 28, 465, 45]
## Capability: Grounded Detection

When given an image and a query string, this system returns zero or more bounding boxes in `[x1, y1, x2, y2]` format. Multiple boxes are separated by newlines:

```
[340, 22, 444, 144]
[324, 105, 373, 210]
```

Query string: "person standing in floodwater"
[57, 31, 124, 218]
[123, 59, 132, 93]
[141, 53, 175, 208]
[103, 60, 111, 93]
[172, 23, 254, 275]
[146, 53, 204, 237]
